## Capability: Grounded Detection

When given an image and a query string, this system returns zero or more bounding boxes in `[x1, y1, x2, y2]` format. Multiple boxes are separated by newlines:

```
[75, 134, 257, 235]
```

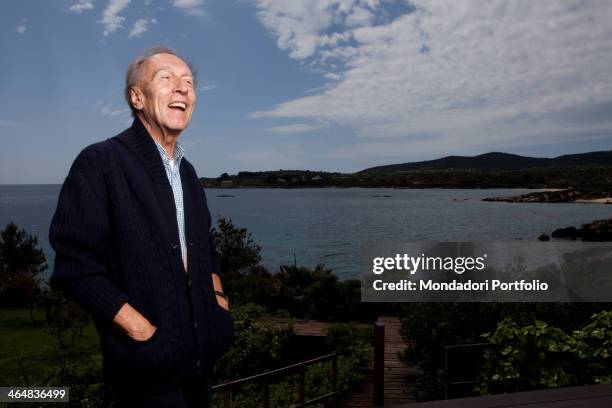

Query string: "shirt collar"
[153, 138, 185, 167]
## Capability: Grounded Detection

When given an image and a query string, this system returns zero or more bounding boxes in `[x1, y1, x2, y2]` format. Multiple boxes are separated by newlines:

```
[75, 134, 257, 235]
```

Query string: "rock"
[551, 226, 581, 240]
[582, 219, 612, 241]
[550, 219, 612, 242]
[538, 233, 551, 241]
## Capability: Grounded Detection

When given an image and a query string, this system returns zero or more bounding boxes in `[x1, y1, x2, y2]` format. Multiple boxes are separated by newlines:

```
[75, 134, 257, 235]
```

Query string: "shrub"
[325, 322, 373, 394]
[42, 358, 114, 408]
[398, 302, 607, 400]
[214, 303, 294, 382]
[479, 310, 612, 394]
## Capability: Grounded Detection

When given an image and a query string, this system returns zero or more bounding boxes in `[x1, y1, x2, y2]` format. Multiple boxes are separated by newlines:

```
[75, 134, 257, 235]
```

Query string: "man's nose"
[174, 79, 188, 94]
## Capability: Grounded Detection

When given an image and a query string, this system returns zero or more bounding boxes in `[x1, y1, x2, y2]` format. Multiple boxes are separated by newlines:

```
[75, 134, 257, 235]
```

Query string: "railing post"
[298, 366, 306, 404]
[224, 388, 232, 408]
[263, 378, 270, 408]
[331, 355, 337, 393]
[373, 321, 385, 407]
[330, 355, 338, 408]
[444, 346, 449, 400]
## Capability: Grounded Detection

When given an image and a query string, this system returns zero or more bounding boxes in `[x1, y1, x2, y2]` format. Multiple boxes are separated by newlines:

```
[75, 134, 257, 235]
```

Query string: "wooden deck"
[261, 316, 369, 337]
[378, 316, 419, 406]
[338, 316, 420, 408]
[387, 383, 612, 408]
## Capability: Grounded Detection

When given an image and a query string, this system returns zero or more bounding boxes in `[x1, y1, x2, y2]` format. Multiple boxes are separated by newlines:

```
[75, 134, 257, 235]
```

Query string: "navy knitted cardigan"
[49, 118, 235, 393]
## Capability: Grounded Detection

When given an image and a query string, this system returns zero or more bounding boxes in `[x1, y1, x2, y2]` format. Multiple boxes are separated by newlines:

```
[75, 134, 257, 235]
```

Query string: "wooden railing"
[211, 353, 338, 408]
[373, 321, 385, 407]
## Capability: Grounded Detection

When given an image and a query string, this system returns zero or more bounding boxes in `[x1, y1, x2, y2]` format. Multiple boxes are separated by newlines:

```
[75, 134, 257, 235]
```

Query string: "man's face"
[132, 53, 196, 136]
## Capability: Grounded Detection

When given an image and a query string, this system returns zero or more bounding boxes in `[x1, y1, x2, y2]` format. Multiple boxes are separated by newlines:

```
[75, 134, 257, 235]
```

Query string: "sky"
[1, 0, 612, 184]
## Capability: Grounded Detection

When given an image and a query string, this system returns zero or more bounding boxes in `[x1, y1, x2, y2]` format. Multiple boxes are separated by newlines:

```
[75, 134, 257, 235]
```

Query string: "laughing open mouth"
[168, 101, 187, 111]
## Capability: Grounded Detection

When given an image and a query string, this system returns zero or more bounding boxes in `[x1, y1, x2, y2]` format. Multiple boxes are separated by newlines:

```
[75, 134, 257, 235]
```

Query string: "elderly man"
[49, 46, 234, 407]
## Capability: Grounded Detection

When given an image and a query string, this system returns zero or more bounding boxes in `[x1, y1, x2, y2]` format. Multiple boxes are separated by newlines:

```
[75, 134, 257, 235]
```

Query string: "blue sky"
[2, 0, 612, 184]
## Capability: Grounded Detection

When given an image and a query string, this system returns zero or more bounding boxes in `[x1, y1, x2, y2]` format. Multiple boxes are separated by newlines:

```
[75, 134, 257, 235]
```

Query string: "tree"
[212, 217, 261, 273]
[0, 222, 47, 310]
[40, 289, 91, 349]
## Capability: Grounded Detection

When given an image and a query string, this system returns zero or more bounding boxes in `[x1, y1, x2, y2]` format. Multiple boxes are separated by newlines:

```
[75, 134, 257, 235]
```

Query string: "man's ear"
[130, 87, 144, 111]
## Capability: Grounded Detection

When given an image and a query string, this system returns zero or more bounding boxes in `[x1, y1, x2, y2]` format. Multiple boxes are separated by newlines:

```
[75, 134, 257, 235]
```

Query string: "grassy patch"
[0, 306, 102, 386]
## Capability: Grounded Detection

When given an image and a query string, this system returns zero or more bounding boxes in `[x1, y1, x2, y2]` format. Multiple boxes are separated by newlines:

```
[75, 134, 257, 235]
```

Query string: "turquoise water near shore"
[1, 185, 610, 280]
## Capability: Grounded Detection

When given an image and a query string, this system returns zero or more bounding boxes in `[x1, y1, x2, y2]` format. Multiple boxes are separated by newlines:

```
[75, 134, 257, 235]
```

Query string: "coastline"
[483, 188, 612, 204]
[575, 198, 612, 204]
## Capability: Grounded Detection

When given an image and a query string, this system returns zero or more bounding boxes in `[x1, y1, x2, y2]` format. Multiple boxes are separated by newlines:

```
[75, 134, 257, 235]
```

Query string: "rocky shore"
[543, 219, 612, 241]
[483, 189, 612, 203]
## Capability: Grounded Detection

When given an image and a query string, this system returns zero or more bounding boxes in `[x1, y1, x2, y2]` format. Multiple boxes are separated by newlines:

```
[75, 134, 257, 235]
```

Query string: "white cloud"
[250, 0, 612, 159]
[100, 0, 130, 36]
[198, 83, 216, 92]
[128, 17, 157, 38]
[252, 0, 379, 59]
[69, 0, 94, 13]
[324, 72, 341, 81]
[16, 24, 27, 34]
[344, 5, 374, 28]
[101, 104, 130, 119]
[171, 0, 206, 16]
[267, 124, 319, 133]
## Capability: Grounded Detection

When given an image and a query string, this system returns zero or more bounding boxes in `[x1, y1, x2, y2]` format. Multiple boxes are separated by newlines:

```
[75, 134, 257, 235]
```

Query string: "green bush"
[480, 318, 581, 392]
[398, 303, 607, 400]
[577, 310, 612, 383]
[325, 322, 373, 394]
[214, 303, 294, 382]
[41, 360, 113, 408]
[479, 310, 612, 394]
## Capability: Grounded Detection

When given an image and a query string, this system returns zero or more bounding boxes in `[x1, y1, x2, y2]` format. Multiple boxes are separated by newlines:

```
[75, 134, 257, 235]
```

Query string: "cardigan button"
[194, 321, 199, 329]
[171, 244, 179, 254]
[189, 241, 194, 248]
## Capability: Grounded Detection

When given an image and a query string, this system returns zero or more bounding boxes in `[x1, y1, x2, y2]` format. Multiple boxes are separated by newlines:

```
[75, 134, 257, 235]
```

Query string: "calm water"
[0, 185, 610, 279]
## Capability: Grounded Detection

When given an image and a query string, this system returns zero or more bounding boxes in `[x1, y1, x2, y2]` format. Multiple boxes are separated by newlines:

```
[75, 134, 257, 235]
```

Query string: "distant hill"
[360, 151, 612, 173]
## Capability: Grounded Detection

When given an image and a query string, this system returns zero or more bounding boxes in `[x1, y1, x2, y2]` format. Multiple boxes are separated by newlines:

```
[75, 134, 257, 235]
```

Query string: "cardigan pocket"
[205, 302, 236, 365]
[120, 324, 170, 383]
[101, 324, 169, 386]
[123, 323, 165, 355]
[128, 324, 163, 348]
[213, 300, 231, 315]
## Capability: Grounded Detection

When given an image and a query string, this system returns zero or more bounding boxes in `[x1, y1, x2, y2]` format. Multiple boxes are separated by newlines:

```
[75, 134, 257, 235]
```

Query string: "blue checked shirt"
[154, 139, 187, 270]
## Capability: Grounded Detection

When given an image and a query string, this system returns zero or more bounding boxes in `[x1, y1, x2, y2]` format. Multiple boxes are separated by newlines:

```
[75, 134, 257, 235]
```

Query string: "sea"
[1, 185, 610, 280]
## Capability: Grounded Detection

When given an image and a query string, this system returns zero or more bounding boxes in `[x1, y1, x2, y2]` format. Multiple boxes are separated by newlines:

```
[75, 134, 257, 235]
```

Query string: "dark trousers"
[114, 370, 212, 408]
